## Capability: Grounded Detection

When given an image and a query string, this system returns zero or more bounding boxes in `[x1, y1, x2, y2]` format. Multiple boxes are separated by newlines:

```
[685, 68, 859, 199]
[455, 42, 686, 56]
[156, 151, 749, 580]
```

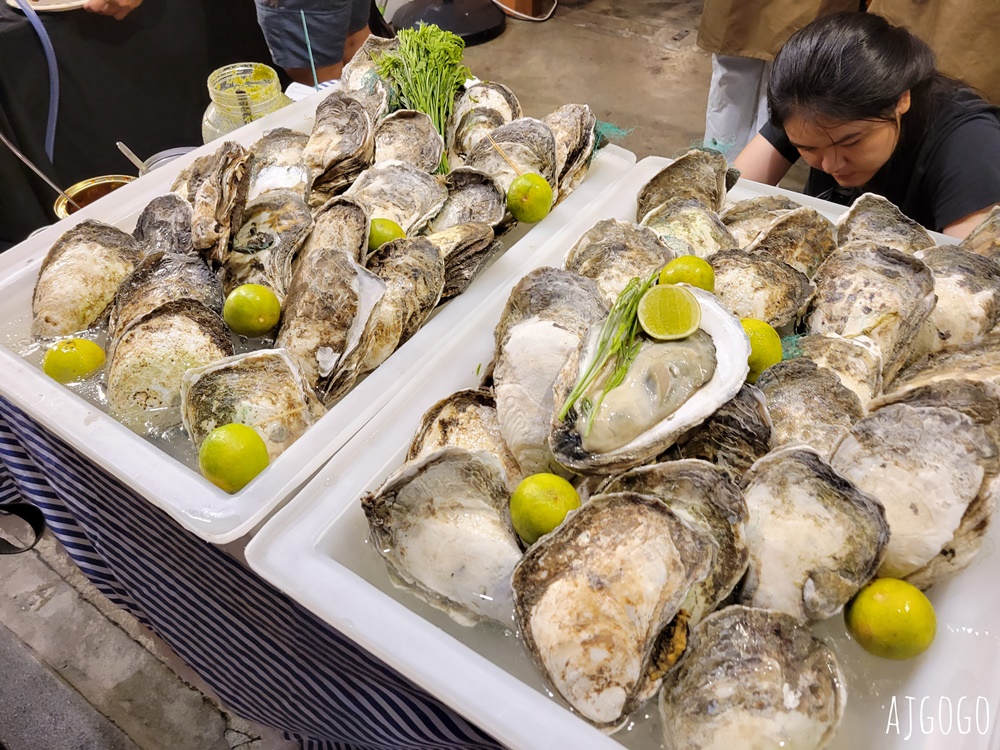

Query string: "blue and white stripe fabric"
[0, 395, 503, 750]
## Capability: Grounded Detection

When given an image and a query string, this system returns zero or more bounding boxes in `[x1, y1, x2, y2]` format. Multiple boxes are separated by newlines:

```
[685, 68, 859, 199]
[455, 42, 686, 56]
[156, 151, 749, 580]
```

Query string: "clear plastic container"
[201, 63, 293, 144]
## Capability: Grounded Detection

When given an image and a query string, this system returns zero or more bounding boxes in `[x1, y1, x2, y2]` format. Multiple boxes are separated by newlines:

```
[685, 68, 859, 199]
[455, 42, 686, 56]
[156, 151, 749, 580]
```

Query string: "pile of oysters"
[362, 148, 1000, 746]
[28, 37, 599, 475]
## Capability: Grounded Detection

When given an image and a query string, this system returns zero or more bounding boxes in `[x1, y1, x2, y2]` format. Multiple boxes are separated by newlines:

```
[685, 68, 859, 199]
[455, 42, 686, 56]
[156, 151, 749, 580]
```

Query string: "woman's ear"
[896, 90, 912, 116]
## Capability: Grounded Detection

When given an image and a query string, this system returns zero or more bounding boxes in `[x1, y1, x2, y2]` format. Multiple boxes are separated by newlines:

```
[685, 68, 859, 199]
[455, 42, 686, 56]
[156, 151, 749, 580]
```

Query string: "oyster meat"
[746, 206, 836, 278]
[132, 194, 193, 257]
[637, 149, 729, 220]
[739, 446, 889, 621]
[345, 159, 448, 236]
[245, 127, 310, 202]
[563, 219, 675, 305]
[550, 287, 749, 474]
[362, 447, 522, 627]
[373, 110, 444, 173]
[640, 197, 738, 259]
[659, 605, 846, 750]
[512, 491, 715, 730]
[719, 194, 800, 248]
[32, 220, 141, 337]
[709, 250, 813, 330]
[836, 192, 934, 253]
[180, 348, 325, 460]
[302, 91, 375, 207]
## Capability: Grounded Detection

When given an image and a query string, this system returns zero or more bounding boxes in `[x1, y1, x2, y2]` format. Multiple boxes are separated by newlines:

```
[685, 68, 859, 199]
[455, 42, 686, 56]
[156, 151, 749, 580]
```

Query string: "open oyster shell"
[373, 109, 445, 173]
[836, 192, 934, 253]
[640, 197, 738, 259]
[362, 447, 521, 627]
[709, 250, 813, 330]
[245, 127, 310, 202]
[739, 446, 889, 621]
[512, 491, 715, 730]
[445, 81, 522, 169]
[659, 605, 846, 750]
[550, 287, 750, 474]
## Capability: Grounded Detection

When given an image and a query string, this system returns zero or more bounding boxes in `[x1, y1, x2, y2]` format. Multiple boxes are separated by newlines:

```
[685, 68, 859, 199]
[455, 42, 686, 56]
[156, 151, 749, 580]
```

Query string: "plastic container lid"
[143, 147, 198, 173]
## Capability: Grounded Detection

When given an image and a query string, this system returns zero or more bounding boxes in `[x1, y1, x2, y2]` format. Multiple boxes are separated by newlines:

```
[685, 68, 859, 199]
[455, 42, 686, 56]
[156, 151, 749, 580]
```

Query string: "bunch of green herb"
[558, 270, 659, 437]
[373, 23, 471, 172]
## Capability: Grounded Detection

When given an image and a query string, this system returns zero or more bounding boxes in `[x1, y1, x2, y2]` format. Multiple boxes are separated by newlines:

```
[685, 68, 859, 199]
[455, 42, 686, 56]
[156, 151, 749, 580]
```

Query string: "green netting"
[687, 136, 738, 158]
[594, 120, 634, 152]
[781, 333, 804, 361]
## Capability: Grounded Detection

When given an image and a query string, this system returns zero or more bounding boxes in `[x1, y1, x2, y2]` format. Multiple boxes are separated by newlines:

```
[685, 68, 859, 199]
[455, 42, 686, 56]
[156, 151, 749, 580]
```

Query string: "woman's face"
[784, 92, 911, 188]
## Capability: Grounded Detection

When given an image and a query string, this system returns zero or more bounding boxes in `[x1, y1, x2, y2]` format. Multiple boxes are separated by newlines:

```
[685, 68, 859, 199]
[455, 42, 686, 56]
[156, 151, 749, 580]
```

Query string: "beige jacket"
[698, 0, 862, 61]
[867, 0, 1000, 103]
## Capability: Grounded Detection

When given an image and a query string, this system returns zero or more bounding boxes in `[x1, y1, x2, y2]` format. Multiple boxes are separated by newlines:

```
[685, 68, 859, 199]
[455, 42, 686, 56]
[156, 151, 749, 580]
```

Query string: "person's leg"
[254, 0, 354, 84]
[704, 54, 769, 157]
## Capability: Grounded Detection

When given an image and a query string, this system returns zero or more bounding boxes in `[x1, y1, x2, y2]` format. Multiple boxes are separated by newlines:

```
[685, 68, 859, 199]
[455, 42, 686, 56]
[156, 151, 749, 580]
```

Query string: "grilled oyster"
[373, 110, 444, 173]
[640, 198, 739, 258]
[180, 348, 326, 460]
[550, 288, 749, 474]
[960, 204, 1000, 260]
[659, 606, 846, 750]
[362, 448, 522, 627]
[746, 206, 836, 278]
[32, 220, 141, 337]
[245, 127, 310, 202]
[719, 194, 800, 248]
[512, 491, 715, 730]
[302, 91, 375, 207]
[345, 159, 449, 236]
[132, 194, 193, 257]
[427, 167, 506, 233]
[709, 250, 813, 330]
[831, 398, 999, 589]
[756, 359, 865, 457]
[226, 189, 313, 299]
[108, 250, 224, 342]
[666, 384, 773, 482]
[542, 103, 596, 200]
[463, 117, 558, 199]
[563, 219, 675, 305]
[407, 388, 522, 490]
[422, 222, 497, 300]
[807, 242, 935, 383]
[493, 268, 608, 477]
[637, 149, 729, 220]
[106, 299, 233, 433]
[171, 140, 250, 265]
[836, 192, 934, 253]
[361, 236, 445, 373]
[790, 333, 884, 409]
[445, 81, 521, 169]
[739, 446, 888, 621]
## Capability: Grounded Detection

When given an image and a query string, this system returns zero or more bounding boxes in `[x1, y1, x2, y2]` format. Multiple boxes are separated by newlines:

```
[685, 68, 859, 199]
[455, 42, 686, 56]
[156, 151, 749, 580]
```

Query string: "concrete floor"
[0, 3, 720, 749]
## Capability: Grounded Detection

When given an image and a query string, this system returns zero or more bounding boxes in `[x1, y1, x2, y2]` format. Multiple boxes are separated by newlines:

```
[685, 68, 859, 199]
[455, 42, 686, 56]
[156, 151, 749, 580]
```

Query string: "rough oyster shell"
[171, 140, 250, 265]
[807, 242, 935, 383]
[422, 222, 497, 300]
[550, 287, 750, 474]
[362, 447, 521, 627]
[339, 35, 394, 122]
[245, 127, 310, 203]
[345, 159, 449, 236]
[639, 197, 738, 258]
[890, 331, 1000, 397]
[106, 299, 233, 433]
[719, 194, 800, 248]
[636, 149, 729, 220]
[445, 81, 522, 169]
[739, 446, 889, 621]
[132, 194, 193, 257]
[563, 219, 675, 305]
[463, 117, 558, 199]
[302, 91, 375, 207]
[108, 250, 224, 343]
[746, 206, 836, 278]
[32, 220, 141, 337]
[406, 388, 522, 490]
[836, 192, 934, 253]
[666, 383, 773, 482]
[512, 491, 715, 730]
[226, 189, 314, 299]
[361, 236, 445, 373]
[373, 110, 445, 173]
[959, 204, 1000, 260]
[756, 358, 865, 457]
[598, 460, 749, 627]
[659, 605, 846, 750]
[180, 348, 326, 460]
[708, 250, 813, 330]
[296, 191, 369, 265]
[790, 333, 883, 409]
[830, 400, 999, 588]
[427, 167, 506, 233]
[542, 103, 596, 200]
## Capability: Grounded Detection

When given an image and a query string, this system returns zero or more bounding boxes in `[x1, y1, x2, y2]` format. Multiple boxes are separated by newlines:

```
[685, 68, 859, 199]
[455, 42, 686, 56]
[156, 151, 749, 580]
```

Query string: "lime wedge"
[637, 284, 702, 340]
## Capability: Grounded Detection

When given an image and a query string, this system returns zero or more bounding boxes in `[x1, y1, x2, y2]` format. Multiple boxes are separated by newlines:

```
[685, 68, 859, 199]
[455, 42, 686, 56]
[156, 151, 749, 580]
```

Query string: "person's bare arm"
[942, 204, 999, 240]
[83, 0, 142, 20]
[733, 134, 793, 186]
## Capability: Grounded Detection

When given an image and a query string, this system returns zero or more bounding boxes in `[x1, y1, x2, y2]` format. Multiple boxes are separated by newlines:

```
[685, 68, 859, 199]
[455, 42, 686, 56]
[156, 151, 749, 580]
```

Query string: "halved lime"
[637, 284, 702, 340]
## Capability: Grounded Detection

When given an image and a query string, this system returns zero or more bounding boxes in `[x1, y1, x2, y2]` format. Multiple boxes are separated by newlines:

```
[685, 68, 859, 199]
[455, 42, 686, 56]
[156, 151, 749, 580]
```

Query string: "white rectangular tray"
[0, 90, 635, 544]
[245, 156, 998, 750]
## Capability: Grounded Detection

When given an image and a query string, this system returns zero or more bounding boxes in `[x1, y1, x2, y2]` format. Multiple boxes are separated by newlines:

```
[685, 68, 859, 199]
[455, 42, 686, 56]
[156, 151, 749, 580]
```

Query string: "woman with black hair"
[734, 11, 1000, 239]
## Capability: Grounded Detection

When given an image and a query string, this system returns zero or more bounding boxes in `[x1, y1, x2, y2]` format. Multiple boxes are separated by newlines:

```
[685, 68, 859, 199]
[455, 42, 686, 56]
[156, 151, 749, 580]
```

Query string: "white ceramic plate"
[246, 157, 999, 750]
[6, 0, 87, 12]
[0, 89, 635, 544]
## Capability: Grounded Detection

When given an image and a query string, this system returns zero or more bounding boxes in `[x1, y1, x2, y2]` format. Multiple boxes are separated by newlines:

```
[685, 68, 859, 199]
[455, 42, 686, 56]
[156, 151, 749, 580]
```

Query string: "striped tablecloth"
[0, 395, 503, 750]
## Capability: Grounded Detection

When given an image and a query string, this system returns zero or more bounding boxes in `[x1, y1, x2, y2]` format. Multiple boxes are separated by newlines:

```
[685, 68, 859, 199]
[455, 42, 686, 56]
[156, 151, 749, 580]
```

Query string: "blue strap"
[12, 0, 60, 161]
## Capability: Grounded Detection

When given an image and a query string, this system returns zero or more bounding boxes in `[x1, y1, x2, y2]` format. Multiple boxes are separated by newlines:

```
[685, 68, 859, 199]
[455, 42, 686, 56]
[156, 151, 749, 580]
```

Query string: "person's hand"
[82, 0, 142, 20]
